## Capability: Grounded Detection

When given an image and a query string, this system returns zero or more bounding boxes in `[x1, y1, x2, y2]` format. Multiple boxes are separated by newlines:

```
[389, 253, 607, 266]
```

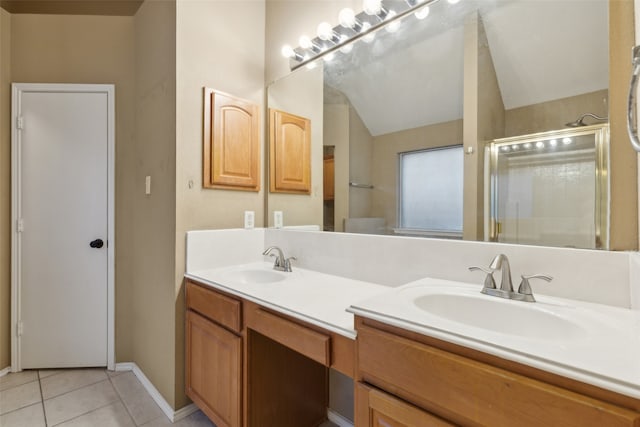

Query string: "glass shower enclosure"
[486, 124, 609, 249]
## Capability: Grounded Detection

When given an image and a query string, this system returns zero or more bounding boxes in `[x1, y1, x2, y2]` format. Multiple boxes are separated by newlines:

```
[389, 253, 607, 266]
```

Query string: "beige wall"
[348, 105, 373, 219]
[7, 12, 136, 365]
[267, 65, 323, 228]
[371, 120, 464, 230]
[462, 12, 504, 241]
[505, 90, 608, 137]
[0, 8, 11, 370]
[132, 0, 178, 407]
[609, 0, 638, 250]
[175, 0, 266, 408]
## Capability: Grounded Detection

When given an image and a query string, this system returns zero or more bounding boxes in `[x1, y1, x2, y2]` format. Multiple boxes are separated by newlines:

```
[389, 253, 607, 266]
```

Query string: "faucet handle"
[284, 256, 297, 272]
[518, 274, 553, 296]
[469, 266, 497, 290]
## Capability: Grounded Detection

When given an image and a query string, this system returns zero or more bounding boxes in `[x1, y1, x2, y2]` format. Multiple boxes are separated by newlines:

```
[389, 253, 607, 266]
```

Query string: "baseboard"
[0, 367, 11, 377]
[114, 362, 198, 422]
[327, 409, 354, 427]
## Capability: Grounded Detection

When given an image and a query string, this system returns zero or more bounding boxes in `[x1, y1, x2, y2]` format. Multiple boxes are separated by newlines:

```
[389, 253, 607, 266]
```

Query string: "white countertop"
[348, 277, 640, 400]
[185, 262, 389, 339]
[185, 261, 640, 400]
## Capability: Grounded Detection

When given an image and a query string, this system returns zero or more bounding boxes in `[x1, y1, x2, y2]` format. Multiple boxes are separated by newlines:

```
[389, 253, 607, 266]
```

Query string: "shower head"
[565, 113, 608, 127]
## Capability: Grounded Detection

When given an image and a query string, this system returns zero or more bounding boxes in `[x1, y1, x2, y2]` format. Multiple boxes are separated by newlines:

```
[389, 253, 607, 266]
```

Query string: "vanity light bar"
[282, 0, 443, 71]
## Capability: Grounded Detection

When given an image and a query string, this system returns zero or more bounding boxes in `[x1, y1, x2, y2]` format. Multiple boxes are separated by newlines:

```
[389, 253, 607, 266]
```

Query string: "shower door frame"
[486, 124, 610, 249]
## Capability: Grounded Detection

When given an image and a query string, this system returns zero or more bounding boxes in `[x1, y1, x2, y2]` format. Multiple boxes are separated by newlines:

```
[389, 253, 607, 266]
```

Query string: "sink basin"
[221, 269, 286, 284]
[412, 289, 586, 341]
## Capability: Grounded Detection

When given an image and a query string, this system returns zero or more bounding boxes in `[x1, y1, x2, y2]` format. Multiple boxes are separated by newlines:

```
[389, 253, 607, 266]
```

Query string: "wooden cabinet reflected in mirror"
[269, 108, 311, 194]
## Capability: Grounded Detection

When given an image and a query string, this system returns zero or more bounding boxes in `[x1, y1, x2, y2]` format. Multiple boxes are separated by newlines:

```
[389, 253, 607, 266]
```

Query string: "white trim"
[173, 402, 199, 421]
[11, 83, 116, 372]
[327, 409, 354, 427]
[0, 367, 11, 377]
[114, 363, 198, 422]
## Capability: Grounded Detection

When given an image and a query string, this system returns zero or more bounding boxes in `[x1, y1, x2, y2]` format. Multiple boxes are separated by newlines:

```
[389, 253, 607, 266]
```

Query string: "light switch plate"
[145, 176, 151, 195]
[274, 211, 283, 228]
[244, 211, 255, 229]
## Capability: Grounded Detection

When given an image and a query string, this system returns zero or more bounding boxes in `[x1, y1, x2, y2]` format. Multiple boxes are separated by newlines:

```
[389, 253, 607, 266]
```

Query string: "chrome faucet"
[262, 246, 296, 272]
[469, 253, 552, 302]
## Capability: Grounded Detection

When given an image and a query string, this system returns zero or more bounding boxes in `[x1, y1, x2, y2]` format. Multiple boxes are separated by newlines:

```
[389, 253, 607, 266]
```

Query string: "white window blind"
[398, 146, 463, 235]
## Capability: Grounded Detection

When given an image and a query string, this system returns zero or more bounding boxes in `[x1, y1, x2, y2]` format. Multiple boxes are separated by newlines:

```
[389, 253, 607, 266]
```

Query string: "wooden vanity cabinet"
[355, 316, 640, 427]
[186, 280, 243, 427]
[186, 278, 356, 427]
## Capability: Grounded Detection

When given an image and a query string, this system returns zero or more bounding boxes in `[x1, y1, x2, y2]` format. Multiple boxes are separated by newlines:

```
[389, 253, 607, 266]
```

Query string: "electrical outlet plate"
[244, 211, 255, 229]
[274, 211, 283, 228]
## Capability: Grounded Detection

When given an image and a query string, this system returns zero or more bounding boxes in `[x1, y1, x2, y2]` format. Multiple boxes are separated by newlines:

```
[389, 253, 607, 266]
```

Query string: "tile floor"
[0, 368, 215, 427]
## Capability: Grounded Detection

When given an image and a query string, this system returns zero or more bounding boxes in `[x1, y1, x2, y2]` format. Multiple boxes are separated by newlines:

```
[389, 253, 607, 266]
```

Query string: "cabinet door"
[203, 88, 260, 191]
[355, 383, 454, 427]
[186, 310, 241, 427]
[323, 157, 335, 201]
[269, 108, 311, 194]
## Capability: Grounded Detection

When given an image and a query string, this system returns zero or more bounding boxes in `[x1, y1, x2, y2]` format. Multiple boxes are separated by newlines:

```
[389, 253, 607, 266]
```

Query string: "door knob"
[89, 239, 104, 249]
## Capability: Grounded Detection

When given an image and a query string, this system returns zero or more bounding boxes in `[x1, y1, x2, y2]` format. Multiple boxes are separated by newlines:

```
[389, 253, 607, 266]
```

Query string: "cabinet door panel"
[186, 310, 241, 427]
[269, 108, 311, 194]
[204, 88, 260, 191]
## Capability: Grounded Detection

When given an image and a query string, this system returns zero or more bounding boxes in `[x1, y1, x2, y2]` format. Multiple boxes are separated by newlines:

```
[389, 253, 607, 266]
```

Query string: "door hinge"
[16, 219, 24, 233]
[16, 116, 24, 130]
[16, 322, 23, 337]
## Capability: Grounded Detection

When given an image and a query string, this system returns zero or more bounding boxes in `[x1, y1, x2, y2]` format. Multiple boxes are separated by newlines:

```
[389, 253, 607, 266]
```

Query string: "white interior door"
[12, 84, 114, 369]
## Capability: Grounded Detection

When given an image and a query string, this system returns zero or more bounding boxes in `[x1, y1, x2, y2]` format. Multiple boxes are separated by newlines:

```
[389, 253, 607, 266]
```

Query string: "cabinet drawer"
[356, 382, 454, 427]
[358, 325, 640, 427]
[186, 280, 241, 333]
[247, 306, 330, 366]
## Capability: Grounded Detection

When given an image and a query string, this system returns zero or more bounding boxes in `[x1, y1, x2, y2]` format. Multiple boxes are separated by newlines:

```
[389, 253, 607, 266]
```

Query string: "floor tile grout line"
[107, 369, 138, 426]
[0, 373, 40, 393]
[0, 401, 45, 420]
[41, 375, 112, 402]
[47, 400, 121, 427]
[37, 370, 50, 427]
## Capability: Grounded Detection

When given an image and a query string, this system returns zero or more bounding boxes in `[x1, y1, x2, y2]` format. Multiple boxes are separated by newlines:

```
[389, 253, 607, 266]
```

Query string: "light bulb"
[299, 35, 313, 49]
[385, 11, 401, 33]
[363, 0, 382, 16]
[317, 22, 335, 41]
[523, 142, 532, 149]
[339, 35, 353, 53]
[306, 61, 318, 70]
[339, 8, 357, 28]
[500, 146, 510, 152]
[549, 139, 558, 147]
[361, 22, 375, 43]
[281, 44, 295, 58]
[415, 5, 430, 19]
[324, 52, 336, 62]
[536, 141, 545, 149]
[562, 137, 573, 145]
[511, 144, 519, 150]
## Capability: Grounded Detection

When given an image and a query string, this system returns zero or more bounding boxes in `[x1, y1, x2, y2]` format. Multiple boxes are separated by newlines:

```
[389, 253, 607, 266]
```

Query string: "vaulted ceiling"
[324, 0, 608, 136]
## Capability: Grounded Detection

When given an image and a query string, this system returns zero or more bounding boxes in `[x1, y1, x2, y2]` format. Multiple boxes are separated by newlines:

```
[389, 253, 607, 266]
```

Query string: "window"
[398, 145, 464, 236]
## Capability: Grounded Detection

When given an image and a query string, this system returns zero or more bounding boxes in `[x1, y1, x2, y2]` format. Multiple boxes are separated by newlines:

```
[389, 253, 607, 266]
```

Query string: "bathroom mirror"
[266, 0, 635, 250]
